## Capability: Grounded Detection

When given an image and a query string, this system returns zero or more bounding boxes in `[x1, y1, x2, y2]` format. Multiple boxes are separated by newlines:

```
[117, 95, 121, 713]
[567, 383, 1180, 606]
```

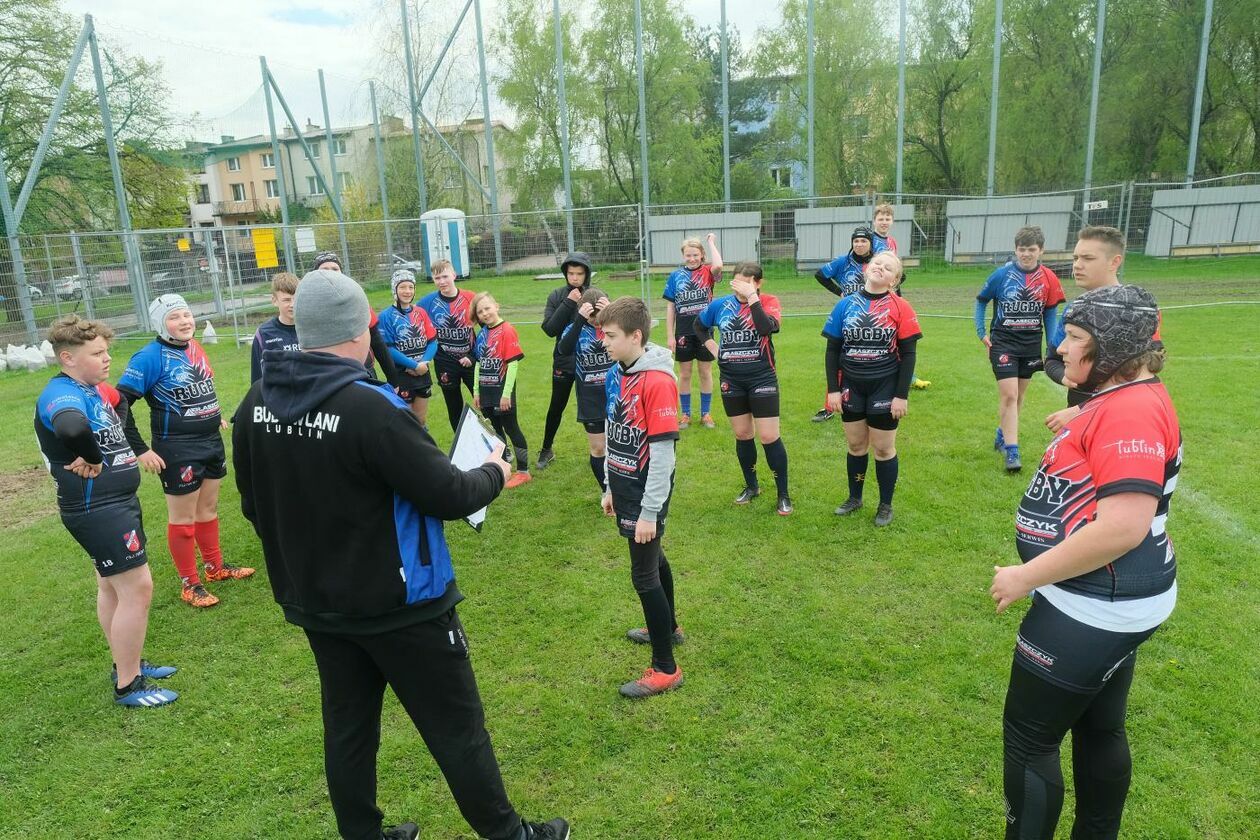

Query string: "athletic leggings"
[541, 372, 575, 450]
[1002, 661, 1138, 840]
[488, 407, 529, 472]
[439, 364, 477, 432]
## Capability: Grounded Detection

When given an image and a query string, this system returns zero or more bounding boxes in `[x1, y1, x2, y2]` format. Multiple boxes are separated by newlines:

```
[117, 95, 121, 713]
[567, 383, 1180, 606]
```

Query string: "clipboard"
[448, 406, 504, 531]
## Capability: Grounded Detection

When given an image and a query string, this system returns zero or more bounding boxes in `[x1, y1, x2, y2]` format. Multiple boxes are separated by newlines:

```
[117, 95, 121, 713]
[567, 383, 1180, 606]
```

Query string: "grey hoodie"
[605, 342, 678, 522]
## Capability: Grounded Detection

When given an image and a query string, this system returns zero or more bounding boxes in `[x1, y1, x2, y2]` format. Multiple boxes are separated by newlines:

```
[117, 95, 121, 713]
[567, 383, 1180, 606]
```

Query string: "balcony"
[214, 198, 274, 216]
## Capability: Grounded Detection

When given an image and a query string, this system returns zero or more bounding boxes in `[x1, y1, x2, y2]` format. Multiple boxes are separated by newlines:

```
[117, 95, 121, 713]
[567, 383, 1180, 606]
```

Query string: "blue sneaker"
[993, 427, 1005, 451]
[1005, 445, 1022, 473]
[114, 676, 178, 708]
[111, 659, 177, 683]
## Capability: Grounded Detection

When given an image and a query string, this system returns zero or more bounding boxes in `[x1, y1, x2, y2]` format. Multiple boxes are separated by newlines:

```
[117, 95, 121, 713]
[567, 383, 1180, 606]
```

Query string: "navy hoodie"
[232, 350, 504, 634]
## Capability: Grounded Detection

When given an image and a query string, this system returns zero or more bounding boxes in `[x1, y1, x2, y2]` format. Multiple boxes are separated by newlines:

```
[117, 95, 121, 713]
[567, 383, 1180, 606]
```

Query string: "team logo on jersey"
[123, 530, 140, 553]
[179, 465, 194, 483]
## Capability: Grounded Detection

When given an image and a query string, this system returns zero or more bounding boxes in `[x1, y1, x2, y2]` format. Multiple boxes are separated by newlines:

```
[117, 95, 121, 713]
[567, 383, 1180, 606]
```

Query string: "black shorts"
[574, 381, 607, 427]
[61, 496, 148, 577]
[435, 358, 476, 393]
[839, 376, 899, 428]
[477, 386, 516, 417]
[581, 419, 604, 435]
[154, 435, 227, 496]
[1013, 594, 1159, 692]
[674, 334, 714, 363]
[395, 370, 433, 402]
[613, 503, 669, 539]
[990, 347, 1043, 380]
[719, 371, 780, 418]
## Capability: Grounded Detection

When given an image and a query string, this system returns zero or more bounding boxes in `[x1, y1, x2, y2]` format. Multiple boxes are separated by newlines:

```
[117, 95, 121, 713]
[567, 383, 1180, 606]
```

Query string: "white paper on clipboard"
[448, 406, 503, 530]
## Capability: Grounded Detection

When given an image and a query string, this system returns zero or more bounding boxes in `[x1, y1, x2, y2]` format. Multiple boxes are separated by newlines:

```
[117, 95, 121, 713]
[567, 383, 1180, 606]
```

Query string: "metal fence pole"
[1082, 0, 1106, 220]
[400, 0, 429, 216]
[201, 228, 227, 318]
[89, 16, 149, 331]
[473, 0, 503, 274]
[0, 148, 39, 343]
[721, 0, 731, 212]
[69, 230, 95, 319]
[553, 0, 575, 251]
[1185, 0, 1214, 186]
[987, 0, 1003, 196]
[260, 57, 296, 273]
[369, 82, 395, 262]
[806, 0, 816, 205]
[318, 69, 351, 266]
[896, 0, 907, 200]
[634, 0, 652, 264]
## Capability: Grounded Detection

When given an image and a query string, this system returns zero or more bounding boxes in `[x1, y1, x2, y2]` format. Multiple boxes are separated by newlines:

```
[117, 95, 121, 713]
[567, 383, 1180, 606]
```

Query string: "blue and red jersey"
[1017, 379, 1181, 631]
[977, 262, 1065, 355]
[604, 364, 679, 512]
[816, 254, 869, 297]
[563, 321, 615, 389]
[419, 289, 476, 361]
[872, 232, 899, 255]
[822, 290, 922, 380]
[34, 376, 140, 513]
[117, 338, 220, 440]
[377, 304, 437, 369]
[662, 263, 718, 338]
[473, 321, 524, 400]
[697, 293, 782, 378]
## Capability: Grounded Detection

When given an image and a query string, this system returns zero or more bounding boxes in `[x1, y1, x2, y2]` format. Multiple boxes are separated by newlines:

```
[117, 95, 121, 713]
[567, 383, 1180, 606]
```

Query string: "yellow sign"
[252, 227, 279, 269]
[176, 238, 190, 252]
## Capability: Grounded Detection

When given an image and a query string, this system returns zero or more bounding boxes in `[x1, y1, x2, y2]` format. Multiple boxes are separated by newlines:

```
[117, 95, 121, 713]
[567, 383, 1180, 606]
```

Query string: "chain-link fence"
[7, 177, 1260, 347]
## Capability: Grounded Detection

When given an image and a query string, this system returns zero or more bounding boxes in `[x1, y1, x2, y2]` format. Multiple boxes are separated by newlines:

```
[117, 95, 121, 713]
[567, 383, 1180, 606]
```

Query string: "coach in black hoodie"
[233, 269, 569, 840]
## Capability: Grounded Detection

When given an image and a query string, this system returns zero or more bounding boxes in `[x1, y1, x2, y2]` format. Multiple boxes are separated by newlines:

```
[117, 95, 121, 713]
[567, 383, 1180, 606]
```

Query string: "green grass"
[1, 263, 1257, 838]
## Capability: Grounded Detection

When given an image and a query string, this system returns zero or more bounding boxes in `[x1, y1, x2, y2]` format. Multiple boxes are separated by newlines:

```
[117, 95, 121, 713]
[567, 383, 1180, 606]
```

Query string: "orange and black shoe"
[619, 666, 684, 698]
[181, 583, 219, 608]
[204, 563, 256, 582]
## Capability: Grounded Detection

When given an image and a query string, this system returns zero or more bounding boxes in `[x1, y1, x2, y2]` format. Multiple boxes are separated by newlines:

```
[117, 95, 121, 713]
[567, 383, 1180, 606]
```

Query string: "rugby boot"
[619, 666, 684, 698]
[834, 497, 863, 516]
[874, 503, 894, 527]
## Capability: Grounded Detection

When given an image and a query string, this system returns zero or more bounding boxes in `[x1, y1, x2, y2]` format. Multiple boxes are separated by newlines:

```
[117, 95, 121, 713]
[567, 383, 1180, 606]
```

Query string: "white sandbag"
[0, 354, 7, 373]
[40, 339, 55, 363]
[201, 320, 218, 344]
[5, 344, 27, 372]
[24, 345, 48, 371]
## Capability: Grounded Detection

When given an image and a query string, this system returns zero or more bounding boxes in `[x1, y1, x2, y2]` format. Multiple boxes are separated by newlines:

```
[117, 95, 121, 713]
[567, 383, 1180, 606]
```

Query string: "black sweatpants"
[1002, 660, 1138, 840]
[488, 404, 529, 472]
[541, 372, 575, 450]
[438, 363, 477, 432]
[303, 611, 522, 840]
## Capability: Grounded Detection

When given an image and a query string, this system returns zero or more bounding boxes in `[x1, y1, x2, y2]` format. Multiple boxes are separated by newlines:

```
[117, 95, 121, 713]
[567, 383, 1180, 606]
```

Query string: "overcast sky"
[60, 0, 783, 144]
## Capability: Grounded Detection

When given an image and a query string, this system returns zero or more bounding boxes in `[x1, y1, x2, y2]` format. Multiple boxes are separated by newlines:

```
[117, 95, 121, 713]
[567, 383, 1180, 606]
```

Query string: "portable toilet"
[420, 208, 471, 278]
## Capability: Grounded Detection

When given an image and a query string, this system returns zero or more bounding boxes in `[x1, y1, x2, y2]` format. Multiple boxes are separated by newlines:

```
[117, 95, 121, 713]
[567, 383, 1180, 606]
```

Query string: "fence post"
[369, 82, 395, 264]
[1186, 0, 1214, 186]
[1082, 0, 1106, 221]
[260, 57, 296, 274]
[473, 0, 504, 274]
[201, 228, 227, 319]
[553, 0, 575, 251]
[806, 0, 816, 206]
[0, 148, 39, 343]
[986, 0, 1003, 196]
[399, 0, 430, 217]
[318, 69, 351, 268]
[69, 231, 95, 319]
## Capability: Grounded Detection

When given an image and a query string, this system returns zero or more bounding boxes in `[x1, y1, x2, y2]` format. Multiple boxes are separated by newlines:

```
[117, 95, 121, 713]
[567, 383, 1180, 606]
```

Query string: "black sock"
[875, 455, 899, 505]
[589, 455, 606, 490]
[847, 452, 869, 500]
[637, 585, 676, 673]
[658, 556, 677, 631]
[735, 438, 758, 489]
[114, 674, 142, 696]
[762, 438, 789, 497]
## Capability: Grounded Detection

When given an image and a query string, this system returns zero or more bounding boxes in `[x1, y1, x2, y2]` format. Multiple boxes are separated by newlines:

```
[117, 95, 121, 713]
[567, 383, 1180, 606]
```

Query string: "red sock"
[167, 523, 199, 586]
[195, 518, 223, 572]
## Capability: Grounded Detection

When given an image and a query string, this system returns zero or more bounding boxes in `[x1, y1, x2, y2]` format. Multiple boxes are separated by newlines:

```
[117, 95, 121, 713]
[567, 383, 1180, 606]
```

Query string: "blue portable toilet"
[420, 208, 471, 278]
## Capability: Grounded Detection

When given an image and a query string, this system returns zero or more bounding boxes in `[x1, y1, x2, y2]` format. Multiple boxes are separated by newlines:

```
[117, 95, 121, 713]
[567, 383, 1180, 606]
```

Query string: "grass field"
[1, 258, 1257, 838]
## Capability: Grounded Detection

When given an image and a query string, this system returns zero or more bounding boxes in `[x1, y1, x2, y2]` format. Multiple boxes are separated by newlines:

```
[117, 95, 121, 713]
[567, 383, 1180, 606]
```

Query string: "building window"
[261, 152, 275, 168]
[307, 176, 325, 196]
[195, 184, 210, 204]
[770, 167, 792, 189]
[231, 183, 247, 201]
[227, 156, 240, 171]
[333, 138, 348, 156]
[309, 141, 321, 158]
[265, 179, 280, 198]
[338, 172, 353, 190]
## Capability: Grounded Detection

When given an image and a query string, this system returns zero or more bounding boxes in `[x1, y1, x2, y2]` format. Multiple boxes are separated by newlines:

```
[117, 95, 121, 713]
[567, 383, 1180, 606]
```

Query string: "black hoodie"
[541, 260, 592, 373]
[232, 350, 504, 634]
